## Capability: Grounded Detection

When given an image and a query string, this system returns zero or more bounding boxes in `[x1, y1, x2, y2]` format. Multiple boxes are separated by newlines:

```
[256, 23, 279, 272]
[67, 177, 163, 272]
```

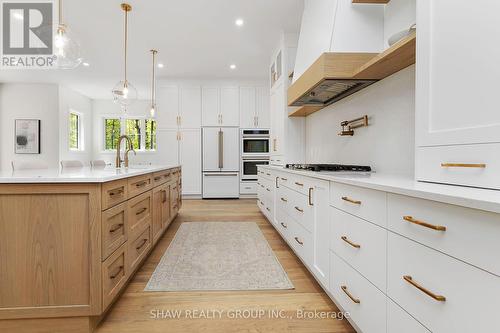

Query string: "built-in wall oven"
[241, 157, 269, 181]
[241, 129, 270, 156]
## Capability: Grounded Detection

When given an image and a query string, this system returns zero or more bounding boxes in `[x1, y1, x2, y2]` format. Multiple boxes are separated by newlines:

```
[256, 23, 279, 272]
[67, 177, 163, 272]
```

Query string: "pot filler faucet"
[115, 135, 136, 168]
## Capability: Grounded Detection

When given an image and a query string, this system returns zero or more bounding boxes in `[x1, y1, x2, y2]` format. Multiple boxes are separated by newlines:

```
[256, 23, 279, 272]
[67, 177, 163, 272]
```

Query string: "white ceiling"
[0, 0, 304, 99]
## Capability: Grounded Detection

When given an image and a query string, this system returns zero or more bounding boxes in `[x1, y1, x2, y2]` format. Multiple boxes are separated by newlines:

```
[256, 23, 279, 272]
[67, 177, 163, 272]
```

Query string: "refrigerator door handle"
[218, 129, 224, 169]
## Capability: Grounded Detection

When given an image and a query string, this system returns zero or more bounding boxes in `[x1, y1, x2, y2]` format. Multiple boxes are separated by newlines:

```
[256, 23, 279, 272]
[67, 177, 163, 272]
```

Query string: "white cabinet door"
[311, 179, 330, 288]
[271, 82, 285, 156]
[179, 86, 201, 129]
[220, 87, 239, 126]
[256, 86, 270, 128]
[240, 87, 256, 128]
[201, 86, 220, 127]
[179, 129, 201, 195]
[221, 127, 240, 172]
[156, 86, 179, 129]
[157, 129, 179, 165]
[416, 0, 500, 146]
[202, 127, 220, 171]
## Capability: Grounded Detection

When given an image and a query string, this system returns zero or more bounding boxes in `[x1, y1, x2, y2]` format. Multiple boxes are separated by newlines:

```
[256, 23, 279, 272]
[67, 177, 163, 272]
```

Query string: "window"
[103, 118, 156, 152]
[69, 111, 83, 150]
[104, 118, 121, 150]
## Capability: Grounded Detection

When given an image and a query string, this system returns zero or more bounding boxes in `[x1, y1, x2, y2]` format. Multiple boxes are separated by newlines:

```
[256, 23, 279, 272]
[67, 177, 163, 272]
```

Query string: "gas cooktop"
[285, 164, 372, 172]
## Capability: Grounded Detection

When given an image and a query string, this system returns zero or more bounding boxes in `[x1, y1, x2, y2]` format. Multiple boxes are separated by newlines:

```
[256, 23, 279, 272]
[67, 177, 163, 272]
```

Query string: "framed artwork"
[15, 119, 40, 154]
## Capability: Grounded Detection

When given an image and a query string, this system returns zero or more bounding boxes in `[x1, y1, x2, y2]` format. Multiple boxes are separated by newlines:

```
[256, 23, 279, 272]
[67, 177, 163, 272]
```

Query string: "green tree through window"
[145, 119, 157, 150]
[104, 118, 121, 150]
[126, 119, 142, 150]
[69, 113, 79, 149]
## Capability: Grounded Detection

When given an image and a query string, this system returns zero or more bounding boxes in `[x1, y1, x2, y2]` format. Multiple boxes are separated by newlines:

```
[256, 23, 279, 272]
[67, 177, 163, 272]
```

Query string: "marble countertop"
[260, 165, 500, 214]
[0, 165, 180, 183]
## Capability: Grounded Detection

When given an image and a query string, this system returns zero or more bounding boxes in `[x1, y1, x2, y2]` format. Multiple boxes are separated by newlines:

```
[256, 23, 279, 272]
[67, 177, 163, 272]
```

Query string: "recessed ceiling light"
[235, 18, 244, 27]
[157, 63, 164, 68]
[230, 64, 236, 70]
[82, 62, 90, 67]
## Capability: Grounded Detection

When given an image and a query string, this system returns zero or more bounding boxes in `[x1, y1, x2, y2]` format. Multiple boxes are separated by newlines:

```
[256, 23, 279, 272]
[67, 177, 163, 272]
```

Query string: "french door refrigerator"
[202, 127, 240, 198]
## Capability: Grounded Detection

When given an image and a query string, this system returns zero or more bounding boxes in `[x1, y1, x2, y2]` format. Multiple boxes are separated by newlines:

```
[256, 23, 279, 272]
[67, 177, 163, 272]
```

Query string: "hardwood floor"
[96, 199, 355, 333]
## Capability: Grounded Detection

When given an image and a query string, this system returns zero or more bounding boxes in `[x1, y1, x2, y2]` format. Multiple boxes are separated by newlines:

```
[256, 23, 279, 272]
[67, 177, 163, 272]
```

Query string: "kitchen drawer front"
[152, 169, 172, 186]
[387, 232, 500, 332]
[387, 299, 430, 333]
[102, 179, 128, 210]
[330, 252, 387, 333]
[240, 182, 257, 194]
[288, 218, 313, 266]
[416, 144, 500, 190]
[330, 182, 387, 228]
[275, 208, 291, 240]
[101, 202, 128, 261]
[281, 173, 315, 196]
[128, 225, 152, 272]
[331, 207, 387, 291]
[388, 194, 500, 276]
[258, 168, 273, 181]
[276, 186, 291, 213]
[128, 173, 153, 198]
[127, 191, 152, 239]
[287, 188, 313, 233]
[102, 243, 128, 310]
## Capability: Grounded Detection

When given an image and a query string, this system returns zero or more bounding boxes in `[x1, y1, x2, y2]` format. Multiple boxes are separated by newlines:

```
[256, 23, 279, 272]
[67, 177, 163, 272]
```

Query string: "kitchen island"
[0, 165, 181, 333]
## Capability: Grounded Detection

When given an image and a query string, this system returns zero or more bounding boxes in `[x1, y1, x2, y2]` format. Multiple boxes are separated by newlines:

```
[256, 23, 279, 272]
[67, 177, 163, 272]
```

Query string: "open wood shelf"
[288, 32, 415, 117]
[352, 0, 390, 4]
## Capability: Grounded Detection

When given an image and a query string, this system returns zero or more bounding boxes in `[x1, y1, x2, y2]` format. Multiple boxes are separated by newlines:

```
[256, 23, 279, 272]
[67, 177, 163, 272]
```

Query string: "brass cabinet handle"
[341, 285, 360, 304]
[275, 176, 279, 188]
[280, 197, 288, 202]
[280, 222, 288, 229]
[294, 237, 304, 245]
[260, 185, 264, 188]
[403, 275, 446, 302]
[162, 190, 168, 203]
[135, 181, 148, 188]
[341, 196, 361, 205]
[294, 182, 304, 187]
[294, 206, 304, 213]
[259, 200, 264, 205]
[109, 188, 124, 197]
[441, 163, 486, 168]
[266, 207, 271, 212]
[280, 177, 287, 181]
[266, 188, 271, 192]
[266, 173, 271, 176]
[341, 236, 361, 249]
[403, 216, 446, 231]
[154, 176, 162, 181]
[135, 238, 148, 250]
[136, 207, 147, 215]
[109, 265, 124, 279]
[308, 187, 314, 206]
[164, 173, 171, 178]
[109, 223, 124, 233]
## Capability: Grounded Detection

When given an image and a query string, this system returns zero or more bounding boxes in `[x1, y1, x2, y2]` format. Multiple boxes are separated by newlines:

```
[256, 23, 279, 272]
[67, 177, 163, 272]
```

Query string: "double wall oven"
[241, 129, 270, 184]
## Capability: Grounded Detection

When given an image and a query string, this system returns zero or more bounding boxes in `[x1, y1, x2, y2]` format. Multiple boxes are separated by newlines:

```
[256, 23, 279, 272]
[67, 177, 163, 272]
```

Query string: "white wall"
[384, 0, 416, 47]
[0, 83, 60, 171]
[59, 86, 93, 164]
[305, 66, 415, 176]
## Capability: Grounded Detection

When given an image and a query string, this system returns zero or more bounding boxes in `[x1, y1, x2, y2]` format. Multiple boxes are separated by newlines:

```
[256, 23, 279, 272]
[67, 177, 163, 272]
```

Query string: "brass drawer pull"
[341, 196, 361, 205]
[266, 207, 271, 212]
[135, 181, 148, 188]
[154, 176, 162, 181]
[294, 237, 303, 245]
[281, 177, 287, 181]
[136, 207, 147, 215]
[403, 216, 446, 231]
[260, 185, 264, 188]
[294, 206, 303, 213]
[280, 222, 288, 229]
[172, 186, 178, 190]
[109, 189, 124, 196]
[295, 182, 304, 187]
[341, 286, 360, 304]
[441, 163, 486, 168]
[341, 236, 361, 249]
[109, 265, 124, 279]
[280, 197, 288, 202]
[162, 190, 168, 203]
[308, 187, 314, 206]
[403, 275, 446, 302]
[275, 177, 279, 188]
[135, 238, 148, 250]
[266, 173, 271, 176]
[109, 223, 124, 233]
[266, 188, 271, 192]
[259, 200, 264, 205]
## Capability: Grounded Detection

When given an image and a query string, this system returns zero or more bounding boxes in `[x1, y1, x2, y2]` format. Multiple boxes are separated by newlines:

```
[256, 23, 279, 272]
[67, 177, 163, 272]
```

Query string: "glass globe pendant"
[112, 3, 137, 106]
[53, 0, 82, 69]
[147, 49, 158, 117]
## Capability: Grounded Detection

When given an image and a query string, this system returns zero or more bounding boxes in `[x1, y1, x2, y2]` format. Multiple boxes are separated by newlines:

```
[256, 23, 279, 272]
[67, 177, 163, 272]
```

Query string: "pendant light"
[112, 3, 137, 106]
[53, 0, 82, 69]
[148, 49, 158, 117]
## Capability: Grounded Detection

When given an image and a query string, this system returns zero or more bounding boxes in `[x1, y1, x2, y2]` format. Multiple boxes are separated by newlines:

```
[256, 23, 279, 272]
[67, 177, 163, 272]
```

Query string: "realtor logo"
[1, 1, 55, 68]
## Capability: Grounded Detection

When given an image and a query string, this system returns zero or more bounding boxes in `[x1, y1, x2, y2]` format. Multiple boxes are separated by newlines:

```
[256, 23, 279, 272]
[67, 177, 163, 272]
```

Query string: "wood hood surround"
[288, 31, 416, 117]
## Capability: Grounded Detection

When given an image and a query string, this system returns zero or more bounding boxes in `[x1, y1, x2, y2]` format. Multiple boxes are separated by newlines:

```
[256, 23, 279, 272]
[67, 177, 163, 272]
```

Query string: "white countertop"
[0, 165, 180, 183]
[260, 165, 500, 214]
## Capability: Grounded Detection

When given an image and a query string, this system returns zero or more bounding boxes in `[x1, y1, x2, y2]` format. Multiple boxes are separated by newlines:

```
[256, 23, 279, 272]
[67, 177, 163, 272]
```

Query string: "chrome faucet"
[115, 135, 136, 168]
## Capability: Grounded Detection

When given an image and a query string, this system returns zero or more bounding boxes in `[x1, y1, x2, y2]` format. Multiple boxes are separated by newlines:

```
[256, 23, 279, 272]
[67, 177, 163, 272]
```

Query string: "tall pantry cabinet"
[415, 0, 500, 190]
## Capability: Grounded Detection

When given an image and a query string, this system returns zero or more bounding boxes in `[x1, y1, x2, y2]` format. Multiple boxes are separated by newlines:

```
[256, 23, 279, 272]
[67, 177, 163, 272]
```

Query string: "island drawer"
[127, 191, 152, 239]
[102, 179, 128, 210]
[128, 174, 153, 198]
[128, 225, 152, 272]
[152, 169, 172, 186]
[102, 202, 128, 261]
[102, 243, 128, 310]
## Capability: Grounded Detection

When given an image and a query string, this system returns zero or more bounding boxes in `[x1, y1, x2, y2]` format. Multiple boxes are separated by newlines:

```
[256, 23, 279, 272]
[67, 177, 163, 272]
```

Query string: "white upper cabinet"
[156, 86, 179, 129]
[416, 0, 500, 147]
[240, 86, 269, 128]
[220, 87, 239, 126]
[179, 86, 201, 129]
[201, 87, 220, 127]
[256, 87, 270, 128]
